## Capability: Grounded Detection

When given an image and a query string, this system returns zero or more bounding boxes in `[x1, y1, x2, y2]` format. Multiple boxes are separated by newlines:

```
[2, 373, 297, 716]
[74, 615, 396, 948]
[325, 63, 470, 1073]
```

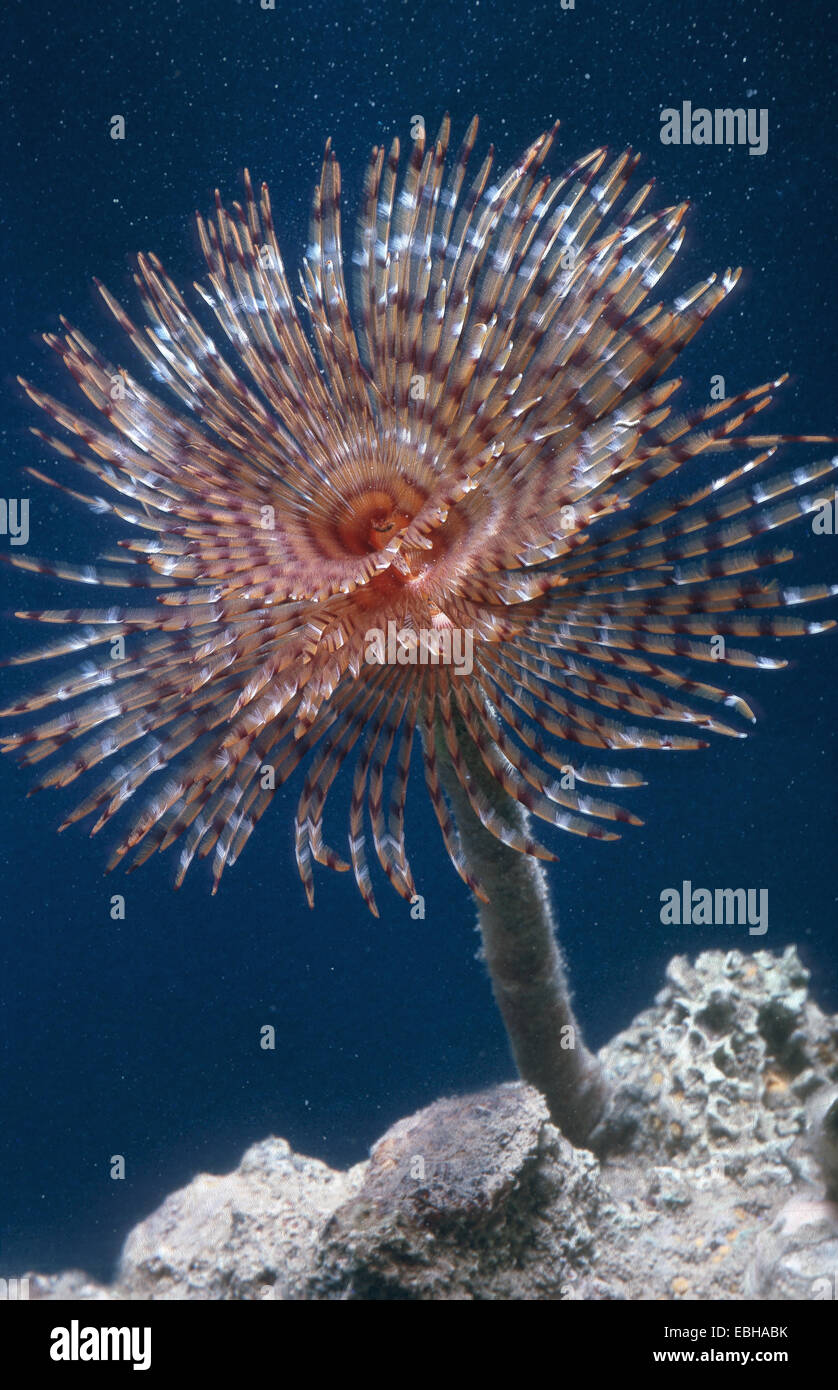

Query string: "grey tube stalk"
[434, 709, 610, 1148]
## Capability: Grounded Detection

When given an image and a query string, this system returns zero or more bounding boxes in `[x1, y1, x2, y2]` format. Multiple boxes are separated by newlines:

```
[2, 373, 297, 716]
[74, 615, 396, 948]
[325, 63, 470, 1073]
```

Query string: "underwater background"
[1, 0, 835, 1283]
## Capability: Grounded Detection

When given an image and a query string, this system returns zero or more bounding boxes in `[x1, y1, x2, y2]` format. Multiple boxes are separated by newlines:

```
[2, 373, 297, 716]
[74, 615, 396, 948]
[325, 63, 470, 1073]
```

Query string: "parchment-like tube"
[434, 710, 610, 1148]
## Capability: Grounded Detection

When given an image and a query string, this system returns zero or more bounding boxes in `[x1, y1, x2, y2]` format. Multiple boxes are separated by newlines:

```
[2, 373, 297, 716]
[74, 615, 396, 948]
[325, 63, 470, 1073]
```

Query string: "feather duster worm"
[3, 117, 836, 915]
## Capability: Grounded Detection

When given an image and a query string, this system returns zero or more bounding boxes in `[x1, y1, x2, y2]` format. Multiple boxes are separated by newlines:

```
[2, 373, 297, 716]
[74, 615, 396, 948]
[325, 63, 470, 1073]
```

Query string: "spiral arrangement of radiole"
[2, 116, 835, 912]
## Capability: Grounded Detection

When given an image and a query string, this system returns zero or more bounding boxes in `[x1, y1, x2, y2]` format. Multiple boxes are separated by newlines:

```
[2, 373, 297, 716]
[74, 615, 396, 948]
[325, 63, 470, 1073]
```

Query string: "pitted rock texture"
[308, 1086, 612, 1299]
[116, 1138, 365, 1300]
[594, 945, 838, 1180]
[17, 947, 838, 1301]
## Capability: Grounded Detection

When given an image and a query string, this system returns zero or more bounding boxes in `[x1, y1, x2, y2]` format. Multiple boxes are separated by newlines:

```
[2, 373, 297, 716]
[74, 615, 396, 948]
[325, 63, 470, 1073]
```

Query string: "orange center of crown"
[335, 486, 424, 556]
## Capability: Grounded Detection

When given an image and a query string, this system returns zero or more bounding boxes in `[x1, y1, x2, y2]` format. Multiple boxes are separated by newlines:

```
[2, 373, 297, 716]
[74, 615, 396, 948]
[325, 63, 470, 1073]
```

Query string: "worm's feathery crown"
[3, 116, 836, 913]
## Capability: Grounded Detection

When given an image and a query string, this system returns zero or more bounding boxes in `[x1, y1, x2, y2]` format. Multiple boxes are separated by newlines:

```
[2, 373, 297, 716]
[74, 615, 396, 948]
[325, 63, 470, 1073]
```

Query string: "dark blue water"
[1, 0, 835, 1283]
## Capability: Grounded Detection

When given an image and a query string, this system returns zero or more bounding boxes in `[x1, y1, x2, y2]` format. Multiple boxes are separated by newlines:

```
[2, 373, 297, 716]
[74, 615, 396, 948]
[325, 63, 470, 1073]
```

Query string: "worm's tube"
[433, 706, 610, 1148]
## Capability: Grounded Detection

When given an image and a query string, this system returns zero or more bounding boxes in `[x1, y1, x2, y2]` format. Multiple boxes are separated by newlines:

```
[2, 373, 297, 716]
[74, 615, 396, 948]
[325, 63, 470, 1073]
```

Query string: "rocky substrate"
[21, 946, 838, 1300]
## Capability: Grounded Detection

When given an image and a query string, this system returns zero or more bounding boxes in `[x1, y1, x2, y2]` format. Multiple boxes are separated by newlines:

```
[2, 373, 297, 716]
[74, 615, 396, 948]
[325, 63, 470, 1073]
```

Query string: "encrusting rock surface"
[22, 946, 838, 1300]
